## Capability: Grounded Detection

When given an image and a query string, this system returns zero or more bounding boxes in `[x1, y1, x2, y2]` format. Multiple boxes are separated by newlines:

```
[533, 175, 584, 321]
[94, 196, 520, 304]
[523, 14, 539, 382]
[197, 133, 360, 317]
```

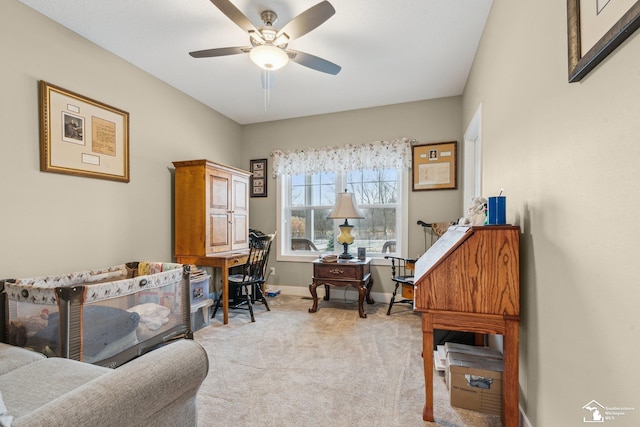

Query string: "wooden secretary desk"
[413, 225, 520, 427]
[173, 160, 251, 325]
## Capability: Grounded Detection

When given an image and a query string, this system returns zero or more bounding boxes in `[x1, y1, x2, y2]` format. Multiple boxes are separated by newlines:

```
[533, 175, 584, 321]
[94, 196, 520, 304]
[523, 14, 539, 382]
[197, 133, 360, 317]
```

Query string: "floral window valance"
[270, 137, 412, 177]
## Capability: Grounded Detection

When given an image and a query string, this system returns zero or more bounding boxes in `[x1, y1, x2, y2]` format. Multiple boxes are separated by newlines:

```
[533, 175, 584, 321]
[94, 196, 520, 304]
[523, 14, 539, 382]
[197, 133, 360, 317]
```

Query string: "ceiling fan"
[189, 0, 341, 75]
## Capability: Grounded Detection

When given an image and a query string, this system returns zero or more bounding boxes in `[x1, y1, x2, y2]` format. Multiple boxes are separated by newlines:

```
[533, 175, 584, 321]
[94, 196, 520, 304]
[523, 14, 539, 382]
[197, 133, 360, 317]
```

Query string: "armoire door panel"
[209, 214, 230, 249]
[210, 175, 230, 209]
[233, 179, 247, 211]
[232, 214, 247, 248]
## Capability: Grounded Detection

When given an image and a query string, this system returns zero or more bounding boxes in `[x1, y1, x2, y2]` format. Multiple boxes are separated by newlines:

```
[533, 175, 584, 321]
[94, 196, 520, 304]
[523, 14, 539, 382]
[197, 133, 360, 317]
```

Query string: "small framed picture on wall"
[250, 159, 267, 197]
[411, 141, 457, 191]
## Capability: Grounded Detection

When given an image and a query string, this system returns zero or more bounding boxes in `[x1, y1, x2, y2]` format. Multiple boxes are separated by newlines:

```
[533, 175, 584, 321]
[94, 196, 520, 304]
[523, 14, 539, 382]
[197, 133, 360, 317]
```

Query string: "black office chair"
[212, 233, 274, 322]
[384, 256, 417, 315]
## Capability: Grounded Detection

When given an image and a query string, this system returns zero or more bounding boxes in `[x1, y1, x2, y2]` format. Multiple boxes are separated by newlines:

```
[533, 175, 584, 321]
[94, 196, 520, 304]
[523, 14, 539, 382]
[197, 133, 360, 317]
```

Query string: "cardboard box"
[434, 345, 446, 373]
[444, 342, 503, 359]
[447, 351, 503, 384]
[448, 352, 504, 416]
[444, 343, 502, 388]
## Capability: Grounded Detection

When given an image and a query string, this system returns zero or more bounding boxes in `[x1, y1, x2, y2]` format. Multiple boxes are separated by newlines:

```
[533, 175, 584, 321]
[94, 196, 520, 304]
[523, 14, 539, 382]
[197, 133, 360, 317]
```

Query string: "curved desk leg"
[356, 285, 368, 318]
[308, 282, 319, 313]
[365, 277, 375, 304]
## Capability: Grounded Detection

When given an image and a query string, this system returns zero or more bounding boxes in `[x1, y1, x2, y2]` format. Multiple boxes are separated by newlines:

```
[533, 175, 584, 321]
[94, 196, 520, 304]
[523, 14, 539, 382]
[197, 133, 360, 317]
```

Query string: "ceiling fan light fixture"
[248, 30, 264, 45]
[250, 44, 289, 70]
[261, 27, 277, 42]
[273, 33, 289, 47]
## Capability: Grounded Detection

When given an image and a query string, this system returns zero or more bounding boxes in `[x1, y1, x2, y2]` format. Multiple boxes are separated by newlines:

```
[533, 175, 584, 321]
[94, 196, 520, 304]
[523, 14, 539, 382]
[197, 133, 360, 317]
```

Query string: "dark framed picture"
[39, 81, 130, 182]
[567, 1, 640, 82]
[250, 159, 267, 197]
[412, 141, 457, 191]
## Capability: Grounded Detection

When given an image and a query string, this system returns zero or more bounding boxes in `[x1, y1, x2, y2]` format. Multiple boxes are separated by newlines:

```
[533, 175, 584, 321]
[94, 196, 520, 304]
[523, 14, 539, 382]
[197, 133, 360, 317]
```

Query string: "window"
[272, 137, 412, 263]
[289, 172, 335, 253]
[278, 168, 408, 262]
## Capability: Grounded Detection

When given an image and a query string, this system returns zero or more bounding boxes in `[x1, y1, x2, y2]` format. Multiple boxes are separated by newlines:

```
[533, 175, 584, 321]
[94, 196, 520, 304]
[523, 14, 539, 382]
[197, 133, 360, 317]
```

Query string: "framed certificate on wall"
[412, 141, 457, 191]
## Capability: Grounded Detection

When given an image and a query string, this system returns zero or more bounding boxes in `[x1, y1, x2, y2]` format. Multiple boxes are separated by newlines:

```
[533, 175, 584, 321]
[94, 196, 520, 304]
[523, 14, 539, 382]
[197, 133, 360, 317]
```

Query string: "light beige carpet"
[194, 294, 502, 427]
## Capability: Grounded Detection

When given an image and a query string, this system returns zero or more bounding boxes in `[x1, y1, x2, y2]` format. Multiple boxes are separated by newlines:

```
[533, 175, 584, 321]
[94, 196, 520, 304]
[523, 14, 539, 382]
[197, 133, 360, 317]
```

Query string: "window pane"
[291, 185, 305, 207]
[347, 169, 396, 205]
[290, 208, 333, 252]
[291, 174, 306, 186]
[351, 170, 363, 180]
[349, 207, 397, 253]
[290, 173, 336, 207]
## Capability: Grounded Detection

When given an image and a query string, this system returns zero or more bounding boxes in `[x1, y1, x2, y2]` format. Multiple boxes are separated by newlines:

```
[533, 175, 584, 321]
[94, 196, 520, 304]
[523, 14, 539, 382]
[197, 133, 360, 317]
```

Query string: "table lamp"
[327, 190, 365, 259]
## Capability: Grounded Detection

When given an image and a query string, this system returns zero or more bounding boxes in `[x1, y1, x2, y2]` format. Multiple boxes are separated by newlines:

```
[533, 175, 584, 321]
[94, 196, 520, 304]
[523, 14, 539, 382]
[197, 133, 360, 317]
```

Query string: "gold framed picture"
[567, 0, 640, 82]
[412, 141, 457, 191]
[250, 158, 267, 197]
[39, 81, 130, 182]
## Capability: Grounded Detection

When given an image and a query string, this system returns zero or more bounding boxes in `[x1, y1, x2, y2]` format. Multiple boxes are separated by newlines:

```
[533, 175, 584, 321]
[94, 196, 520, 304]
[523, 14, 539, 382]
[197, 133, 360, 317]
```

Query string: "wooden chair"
[212, 233, 274, 322]
[384, 256, 417, 315]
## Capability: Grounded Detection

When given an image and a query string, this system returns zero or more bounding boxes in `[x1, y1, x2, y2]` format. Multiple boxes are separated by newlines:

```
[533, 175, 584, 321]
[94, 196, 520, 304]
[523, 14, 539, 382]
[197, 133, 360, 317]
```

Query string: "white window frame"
[276, 169, 408, 266]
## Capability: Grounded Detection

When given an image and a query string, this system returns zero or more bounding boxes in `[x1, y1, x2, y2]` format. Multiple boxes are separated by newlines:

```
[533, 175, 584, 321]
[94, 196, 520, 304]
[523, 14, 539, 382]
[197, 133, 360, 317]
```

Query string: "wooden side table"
[308, 258, 374, 318]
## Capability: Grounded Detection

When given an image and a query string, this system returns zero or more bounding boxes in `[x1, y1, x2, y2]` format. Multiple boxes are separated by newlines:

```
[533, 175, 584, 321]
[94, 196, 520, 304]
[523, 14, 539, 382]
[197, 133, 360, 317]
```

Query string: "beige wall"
[242, 99, 465, 294]
[7, 0, 634, 425]
[2, 0, 465, 295]
[464, 1, 640, 425]
[0, 1, 242, 277]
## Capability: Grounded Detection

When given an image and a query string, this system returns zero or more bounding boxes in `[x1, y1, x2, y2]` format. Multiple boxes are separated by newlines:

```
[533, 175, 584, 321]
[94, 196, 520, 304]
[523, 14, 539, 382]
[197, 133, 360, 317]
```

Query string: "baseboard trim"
[270, 284, 394, 305]
[520, 405, 532, 427]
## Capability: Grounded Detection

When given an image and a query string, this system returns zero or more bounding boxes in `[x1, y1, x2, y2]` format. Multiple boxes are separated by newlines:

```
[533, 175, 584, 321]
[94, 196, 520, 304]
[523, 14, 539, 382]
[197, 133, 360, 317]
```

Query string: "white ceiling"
[19, 0, 492, 125]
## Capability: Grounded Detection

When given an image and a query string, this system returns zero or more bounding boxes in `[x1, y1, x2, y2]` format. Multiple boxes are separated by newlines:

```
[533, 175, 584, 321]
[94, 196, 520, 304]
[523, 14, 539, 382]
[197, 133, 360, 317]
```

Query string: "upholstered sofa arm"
[14, 339, 209, 427]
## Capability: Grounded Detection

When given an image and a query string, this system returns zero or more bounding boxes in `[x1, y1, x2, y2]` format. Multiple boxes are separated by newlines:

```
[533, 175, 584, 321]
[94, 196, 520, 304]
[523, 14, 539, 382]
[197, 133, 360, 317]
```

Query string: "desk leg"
[308, 282, 319, 313]
[356, 284, 367, 318]
[422, 314, 435, 422]
[503, 318, 519, 427]
[365, 277, 374, 304]
[221, 261, 229, 325]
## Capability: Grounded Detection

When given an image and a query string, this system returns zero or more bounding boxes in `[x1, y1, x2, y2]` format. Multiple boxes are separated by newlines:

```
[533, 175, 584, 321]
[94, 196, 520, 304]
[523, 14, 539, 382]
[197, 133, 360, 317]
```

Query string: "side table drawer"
[313, 262, 368, 280]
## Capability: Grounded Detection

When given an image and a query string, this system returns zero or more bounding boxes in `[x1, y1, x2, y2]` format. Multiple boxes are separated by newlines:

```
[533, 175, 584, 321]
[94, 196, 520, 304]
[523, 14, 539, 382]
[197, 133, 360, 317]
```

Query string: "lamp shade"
[327, 191, 364, 219]
[249, 44, 289, 71]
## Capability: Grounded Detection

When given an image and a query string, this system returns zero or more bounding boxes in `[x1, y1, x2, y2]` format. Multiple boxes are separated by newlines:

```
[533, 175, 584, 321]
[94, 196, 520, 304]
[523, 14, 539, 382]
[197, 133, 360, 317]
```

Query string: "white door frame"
[463, 104, 483, 212]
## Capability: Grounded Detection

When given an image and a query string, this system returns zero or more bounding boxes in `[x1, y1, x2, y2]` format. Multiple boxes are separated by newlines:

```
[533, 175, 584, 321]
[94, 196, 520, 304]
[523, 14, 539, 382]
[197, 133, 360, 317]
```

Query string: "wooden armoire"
[173, 159, 251, 256]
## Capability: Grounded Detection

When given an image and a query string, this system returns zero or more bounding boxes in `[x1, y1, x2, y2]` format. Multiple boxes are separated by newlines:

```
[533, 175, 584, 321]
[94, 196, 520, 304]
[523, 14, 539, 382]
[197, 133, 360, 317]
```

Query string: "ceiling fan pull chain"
[263, 70, 271, 113]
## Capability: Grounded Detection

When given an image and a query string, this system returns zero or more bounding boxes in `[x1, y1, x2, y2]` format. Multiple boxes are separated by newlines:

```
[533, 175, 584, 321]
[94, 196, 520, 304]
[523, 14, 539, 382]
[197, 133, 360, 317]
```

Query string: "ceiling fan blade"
[210, 0, 257, 33]
[189, 46, 250, 58]
[288, 50, 341, 75]
[276, 1, 335, 41]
